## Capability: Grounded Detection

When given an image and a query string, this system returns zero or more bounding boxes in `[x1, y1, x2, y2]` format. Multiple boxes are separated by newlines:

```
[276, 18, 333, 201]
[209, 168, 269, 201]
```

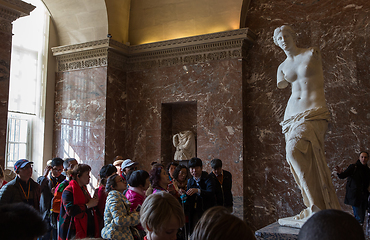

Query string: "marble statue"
[274, 25, 341, 227]
[173, 130, 195, 161]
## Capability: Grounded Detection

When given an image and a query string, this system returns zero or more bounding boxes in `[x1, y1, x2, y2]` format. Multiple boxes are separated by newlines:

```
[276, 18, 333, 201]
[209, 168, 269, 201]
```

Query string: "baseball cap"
[14, 159, 33, 172]
[121, 159, 138, 169]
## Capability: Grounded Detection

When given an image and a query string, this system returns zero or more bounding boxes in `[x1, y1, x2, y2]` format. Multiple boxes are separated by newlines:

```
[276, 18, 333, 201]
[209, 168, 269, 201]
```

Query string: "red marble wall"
[243, 0, 370, 229]
[105, 64, 128, 163]
[0, 29, 12, 168]
[54, 67, 107, 178]
[126, 59, 244, 205]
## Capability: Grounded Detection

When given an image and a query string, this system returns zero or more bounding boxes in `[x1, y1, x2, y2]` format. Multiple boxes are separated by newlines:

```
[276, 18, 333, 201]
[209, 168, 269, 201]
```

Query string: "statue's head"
[273, 25, 296, 46]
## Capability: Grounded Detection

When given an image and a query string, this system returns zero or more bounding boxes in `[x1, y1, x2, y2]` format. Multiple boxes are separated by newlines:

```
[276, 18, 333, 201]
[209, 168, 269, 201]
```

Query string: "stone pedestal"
[0, 0, 35, 167]
[255, 222, 299, 240]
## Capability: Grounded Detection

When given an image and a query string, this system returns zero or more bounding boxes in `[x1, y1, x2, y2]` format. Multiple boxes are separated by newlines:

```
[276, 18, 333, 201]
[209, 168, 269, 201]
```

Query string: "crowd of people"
[2, 152, 370, 240]
[0, 156, 256, 240]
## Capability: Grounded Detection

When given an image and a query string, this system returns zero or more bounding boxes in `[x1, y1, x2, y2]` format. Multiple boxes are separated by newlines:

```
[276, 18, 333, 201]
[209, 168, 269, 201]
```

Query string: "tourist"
[0, 159, 41, 210]
[101, 174, 141, 240]
[166, 162, 178, 181]
[52, 157, 78, 230]
[38, 157, 65, 240]
[140, 191, 185, 240]
[298, 209, 365, 240]
[149, 165, 177, 196]
[125, 170, 150, 238]
[59, 164, 99, 239]
[335, 151, 370, 224]
[0, 202, 48, 240]
[95, 164, 117, 235]
[190, 206, 255, 240]
[186, 157, 215, 234]
[120, 159, 138, 181]
[209, 158, 233, 212]
[172, 164, 189, 195]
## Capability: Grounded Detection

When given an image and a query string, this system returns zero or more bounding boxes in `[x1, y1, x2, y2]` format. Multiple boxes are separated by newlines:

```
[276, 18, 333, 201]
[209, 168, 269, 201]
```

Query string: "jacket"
[58, 181, 99, 240]
[125, 188, 145, 212]
[338, 160, 370, 207]
[187, 171, 216, 214]
[101, 190, 140, 240]
[209, 169, 233, 207]
[37, 174, 66, 217]
[0, 176, 41, 210]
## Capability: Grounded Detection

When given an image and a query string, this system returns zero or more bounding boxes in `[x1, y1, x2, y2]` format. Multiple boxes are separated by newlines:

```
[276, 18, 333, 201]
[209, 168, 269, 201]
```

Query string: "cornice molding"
[0, 18, 11, 33]
[52, 28, 256, 72]
[0, 0, 35, 22]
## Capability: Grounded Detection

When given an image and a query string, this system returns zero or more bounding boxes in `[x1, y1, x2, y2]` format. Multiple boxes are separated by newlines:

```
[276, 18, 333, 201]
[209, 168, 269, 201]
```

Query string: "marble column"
[0, 0, 35, 167]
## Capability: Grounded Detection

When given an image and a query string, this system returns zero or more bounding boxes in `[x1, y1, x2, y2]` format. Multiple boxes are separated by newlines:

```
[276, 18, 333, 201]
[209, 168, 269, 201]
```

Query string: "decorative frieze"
[55, 48, 109, 72]
[52, 28, 256, 72]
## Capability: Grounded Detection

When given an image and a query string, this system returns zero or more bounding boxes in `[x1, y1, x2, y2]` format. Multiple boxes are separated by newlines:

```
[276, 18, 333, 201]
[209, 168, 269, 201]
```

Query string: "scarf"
[69, 180, 99, 238]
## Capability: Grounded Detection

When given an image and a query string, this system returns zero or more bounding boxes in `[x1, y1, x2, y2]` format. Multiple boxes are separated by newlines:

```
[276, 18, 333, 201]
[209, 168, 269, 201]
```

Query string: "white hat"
[121, 159, 138, 169]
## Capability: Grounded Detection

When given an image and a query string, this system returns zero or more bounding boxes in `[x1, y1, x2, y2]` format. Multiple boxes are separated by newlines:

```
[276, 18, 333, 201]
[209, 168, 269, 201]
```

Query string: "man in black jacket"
[186, 157, 215, 234]
[336, 151, 370, 224]
[38, 157, 65, 240]
[209, 158, 233, 212]
[0, 159, 41, 210]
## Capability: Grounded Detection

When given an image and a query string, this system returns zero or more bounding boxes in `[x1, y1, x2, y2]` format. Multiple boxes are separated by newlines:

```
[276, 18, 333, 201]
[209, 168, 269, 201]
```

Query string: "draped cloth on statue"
[280, 107, 341, 219]
[173, 131, 196, 161]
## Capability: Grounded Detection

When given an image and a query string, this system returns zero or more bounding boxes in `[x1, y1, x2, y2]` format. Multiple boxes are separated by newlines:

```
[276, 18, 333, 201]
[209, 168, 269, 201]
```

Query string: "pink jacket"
[125, 188, 146, 230]
[125, 188, 145, 212]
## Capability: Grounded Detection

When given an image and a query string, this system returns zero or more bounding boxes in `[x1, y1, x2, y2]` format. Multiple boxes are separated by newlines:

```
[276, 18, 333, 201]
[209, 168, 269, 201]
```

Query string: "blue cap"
[14, 159, 33, 172]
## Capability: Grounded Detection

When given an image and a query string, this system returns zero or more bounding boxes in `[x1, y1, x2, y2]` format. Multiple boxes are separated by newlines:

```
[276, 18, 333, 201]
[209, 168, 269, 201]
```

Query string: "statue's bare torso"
[277, 47, 327, 120]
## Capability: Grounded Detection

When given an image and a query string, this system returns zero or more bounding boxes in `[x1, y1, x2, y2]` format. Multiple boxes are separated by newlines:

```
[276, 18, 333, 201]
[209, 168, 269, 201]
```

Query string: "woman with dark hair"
[125, 170, 150, 211]
[149, 166, 179, 198]
[58, 164, 99, 240]
[125, 170, 150, 238]
[95, 164, 117, 236]
[101, 174, 140, 240]
[172, 164, 189, 195]
[166, 162, 178, 181]
[149, 166, 170, 194]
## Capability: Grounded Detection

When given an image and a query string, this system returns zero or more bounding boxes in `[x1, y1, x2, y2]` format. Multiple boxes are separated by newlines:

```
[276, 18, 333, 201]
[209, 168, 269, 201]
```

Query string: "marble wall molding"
[55, 48, 109, 72]
[52, 28, 257, 72]
[0, 0, 35, 22]
[0, 18, 11, 33]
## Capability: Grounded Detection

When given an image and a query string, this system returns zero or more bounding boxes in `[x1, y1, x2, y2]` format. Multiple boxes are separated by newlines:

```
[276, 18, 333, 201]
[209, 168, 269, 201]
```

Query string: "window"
[6, 113, 32, 169]
[5, 0, 48, 170]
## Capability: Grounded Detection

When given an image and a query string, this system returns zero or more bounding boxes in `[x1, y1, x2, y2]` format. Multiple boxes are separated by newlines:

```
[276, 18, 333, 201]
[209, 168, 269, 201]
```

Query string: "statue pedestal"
[255, 222, 299, 240]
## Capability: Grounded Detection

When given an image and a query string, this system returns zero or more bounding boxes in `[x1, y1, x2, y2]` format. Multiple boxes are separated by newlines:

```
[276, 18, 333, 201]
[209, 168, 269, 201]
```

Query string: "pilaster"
[0, 0, 34, 167]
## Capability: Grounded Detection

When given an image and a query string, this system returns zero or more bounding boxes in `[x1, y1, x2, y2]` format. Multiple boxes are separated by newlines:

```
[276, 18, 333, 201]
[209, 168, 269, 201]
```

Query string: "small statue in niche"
[274, 25, 341, 226]
[173, 131, 195, 161]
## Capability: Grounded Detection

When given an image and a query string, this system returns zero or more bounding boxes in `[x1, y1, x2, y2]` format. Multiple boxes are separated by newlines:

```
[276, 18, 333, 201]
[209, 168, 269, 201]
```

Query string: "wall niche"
[161, 101, 197, 166]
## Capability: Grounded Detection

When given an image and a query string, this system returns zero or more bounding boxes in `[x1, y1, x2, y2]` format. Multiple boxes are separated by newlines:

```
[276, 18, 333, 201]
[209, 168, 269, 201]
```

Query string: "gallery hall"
[0, 0, 370, 237]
